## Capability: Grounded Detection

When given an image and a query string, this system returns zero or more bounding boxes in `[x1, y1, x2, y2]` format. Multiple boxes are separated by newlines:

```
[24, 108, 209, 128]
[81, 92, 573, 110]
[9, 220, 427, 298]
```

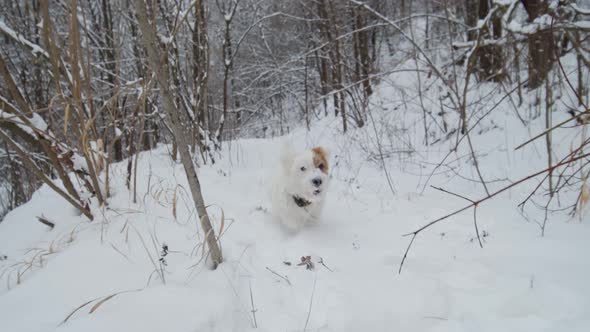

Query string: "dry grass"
[0, 223, 82, 290]
[60, 288, 142, 325]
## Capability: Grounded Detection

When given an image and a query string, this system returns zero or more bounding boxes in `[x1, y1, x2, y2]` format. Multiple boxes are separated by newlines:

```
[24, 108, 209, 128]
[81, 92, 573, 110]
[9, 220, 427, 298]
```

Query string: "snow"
[0, 106, 48, 136]
[507, 20, 538, 35]
[575, 21, 590, 29]
[71, 154, 88, 173]
[572, 4, 590, 15]
[0, 20, 49, 58]
[493, 0, 516, 5]
[1, 62, 590, 332]
[158, 33, 172, 45]
[30, 113, 48, 132]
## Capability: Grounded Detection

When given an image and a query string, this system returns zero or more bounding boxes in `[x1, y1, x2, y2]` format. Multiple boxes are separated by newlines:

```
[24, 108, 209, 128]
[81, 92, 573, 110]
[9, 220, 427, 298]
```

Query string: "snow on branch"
[0, 20, 49, 58]
[571, 3, 590, 16]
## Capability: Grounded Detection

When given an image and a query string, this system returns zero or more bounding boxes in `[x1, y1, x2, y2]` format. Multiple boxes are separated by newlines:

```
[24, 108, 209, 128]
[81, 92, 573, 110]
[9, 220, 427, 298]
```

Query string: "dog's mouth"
[293, 195, 312, 207]
[313, 189, 321, 195]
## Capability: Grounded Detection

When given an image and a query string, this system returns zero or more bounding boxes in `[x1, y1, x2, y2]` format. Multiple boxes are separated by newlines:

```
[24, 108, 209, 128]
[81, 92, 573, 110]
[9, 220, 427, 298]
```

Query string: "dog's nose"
[312, 178, 322, 187]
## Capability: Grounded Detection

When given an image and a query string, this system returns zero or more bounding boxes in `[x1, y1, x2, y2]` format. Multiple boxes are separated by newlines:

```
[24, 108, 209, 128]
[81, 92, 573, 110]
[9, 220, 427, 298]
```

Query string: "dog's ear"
[312, 146, 330, 173]
[312, 146, 330, 160]
[315, 146, 330, 160]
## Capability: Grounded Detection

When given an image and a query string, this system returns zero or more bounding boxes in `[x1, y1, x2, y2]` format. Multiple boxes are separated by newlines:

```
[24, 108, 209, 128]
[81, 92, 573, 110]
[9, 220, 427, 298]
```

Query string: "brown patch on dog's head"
[312, 147, 329, 174]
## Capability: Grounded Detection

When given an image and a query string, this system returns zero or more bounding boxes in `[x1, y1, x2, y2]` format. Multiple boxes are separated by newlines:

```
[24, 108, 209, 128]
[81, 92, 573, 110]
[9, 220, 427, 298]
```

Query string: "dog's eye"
[318, 164, 325, 171]
[300, 166, 306, 172]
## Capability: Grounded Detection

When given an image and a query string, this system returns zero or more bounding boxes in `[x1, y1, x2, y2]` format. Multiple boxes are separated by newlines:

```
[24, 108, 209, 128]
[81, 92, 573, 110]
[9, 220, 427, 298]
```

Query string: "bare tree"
[522, 0, 554, 89]
[134, 0, 223, 268]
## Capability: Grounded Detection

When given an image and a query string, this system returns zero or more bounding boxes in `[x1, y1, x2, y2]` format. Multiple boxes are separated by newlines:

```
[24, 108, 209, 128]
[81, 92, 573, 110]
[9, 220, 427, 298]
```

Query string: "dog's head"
[281, 146, 330, 202]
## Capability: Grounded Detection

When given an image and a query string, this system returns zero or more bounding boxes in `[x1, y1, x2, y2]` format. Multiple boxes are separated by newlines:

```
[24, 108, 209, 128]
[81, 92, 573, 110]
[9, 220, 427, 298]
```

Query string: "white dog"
[271, 145, 330, 231]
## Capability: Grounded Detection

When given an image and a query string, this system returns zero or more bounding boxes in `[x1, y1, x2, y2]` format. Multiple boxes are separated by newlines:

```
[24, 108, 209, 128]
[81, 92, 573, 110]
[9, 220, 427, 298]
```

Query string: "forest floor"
[1, 71, 590, 331]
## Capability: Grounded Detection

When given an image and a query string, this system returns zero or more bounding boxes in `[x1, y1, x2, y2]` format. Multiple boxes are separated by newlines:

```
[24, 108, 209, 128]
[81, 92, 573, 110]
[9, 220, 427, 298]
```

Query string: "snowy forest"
[1, 0, 590, 331]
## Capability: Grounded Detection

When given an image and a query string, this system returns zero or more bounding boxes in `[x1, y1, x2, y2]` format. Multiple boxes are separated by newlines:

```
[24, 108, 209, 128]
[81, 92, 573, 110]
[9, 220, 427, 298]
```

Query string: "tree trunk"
[193, 0, 209, 161]
[522, 0, 553, 89]
[135, 0, 222, 268]
[477, 0, 504, 82]
[465, 0, 478, 42]
[465, 0, 504, 82]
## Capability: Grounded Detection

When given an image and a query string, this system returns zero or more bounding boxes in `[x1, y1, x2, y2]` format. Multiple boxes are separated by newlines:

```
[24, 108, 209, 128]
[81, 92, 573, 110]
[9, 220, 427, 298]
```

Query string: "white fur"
[270, 145, 330, 231]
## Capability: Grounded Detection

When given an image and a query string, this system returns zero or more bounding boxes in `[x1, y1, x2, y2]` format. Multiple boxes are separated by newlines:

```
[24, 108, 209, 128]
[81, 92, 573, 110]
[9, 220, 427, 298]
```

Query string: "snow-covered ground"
[1, 70, 590, 332]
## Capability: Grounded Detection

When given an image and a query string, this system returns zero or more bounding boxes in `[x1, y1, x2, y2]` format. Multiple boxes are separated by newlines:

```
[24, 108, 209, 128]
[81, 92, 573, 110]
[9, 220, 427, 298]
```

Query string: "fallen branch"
[399, 151, 590, 273]
[0, 129, 93, 220]
[431, 186, 483, 248]
[36, 216, 55, 229]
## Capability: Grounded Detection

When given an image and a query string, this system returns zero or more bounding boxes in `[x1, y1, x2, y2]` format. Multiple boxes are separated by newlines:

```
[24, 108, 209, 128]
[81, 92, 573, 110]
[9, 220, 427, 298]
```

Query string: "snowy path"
[1, 119, 590, 332]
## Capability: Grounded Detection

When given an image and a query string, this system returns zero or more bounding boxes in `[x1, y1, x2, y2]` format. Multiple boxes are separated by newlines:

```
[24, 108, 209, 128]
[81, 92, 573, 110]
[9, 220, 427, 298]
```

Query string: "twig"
[431, 186, 474, 203]
[466, 129, 490, 196]
[399, 151, 590, 273]
[421, 83, 524, 193]
[551, 16, 589, 114]
[515, 29, 589, 150]
[514, 111, 589, 151]
[249, 281, 258, 328]
[541, 195, 554, 237]
[303, 276, 317, 331]
[318, 257, 333, 272]
[348, 0, 446, 90]
[265, 267, 291, 286]
[432, 185, 483, 248]
[36, 216, 55, 229]
[367, 105, 396, 196]
[219, 265, 255, 328]
[473, 205, 483, 248]
[109, 243, 131, 262]
[0, 129, 93, 220]
[518, 137, 590, 209]
[133, 227, 165, 284]
[398, 233, 417, 274]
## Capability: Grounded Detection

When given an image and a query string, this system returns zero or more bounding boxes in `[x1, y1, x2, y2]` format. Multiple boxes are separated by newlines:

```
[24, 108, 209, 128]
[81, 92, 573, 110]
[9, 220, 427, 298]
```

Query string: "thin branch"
[431, 186, 474, 203]
[0, 129, 93, 220]
[473, 205, 483, 248]
[249, 281, 258, 328]
[348, 0, 446, 86]
[303, 276, 317, 331]
[265, 266, 291, 286]
[398, 232, 417, 274]
[422, 82, 524, 192]
[399, 151, 590, 273]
